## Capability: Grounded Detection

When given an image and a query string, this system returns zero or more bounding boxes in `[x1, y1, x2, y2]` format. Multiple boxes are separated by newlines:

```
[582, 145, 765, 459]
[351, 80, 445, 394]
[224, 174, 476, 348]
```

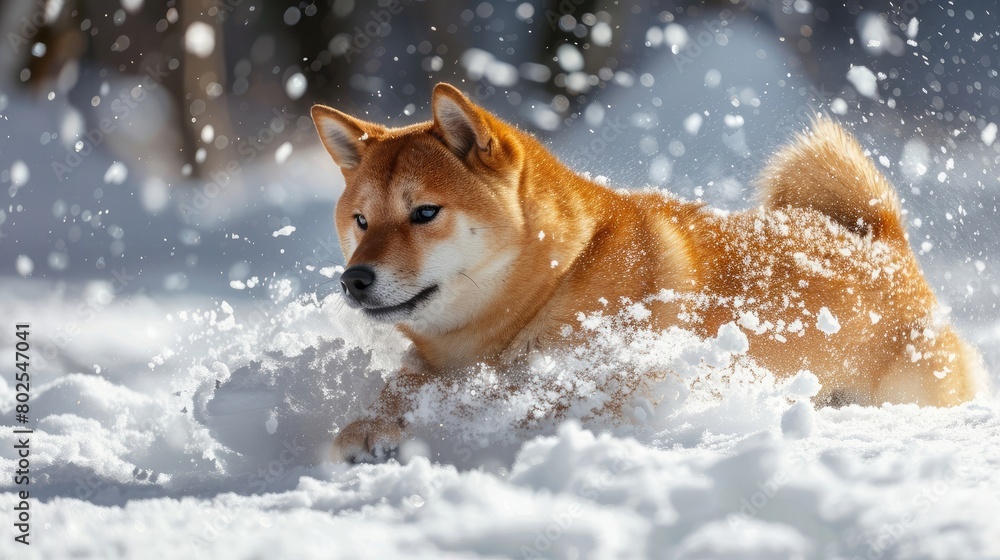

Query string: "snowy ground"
[3, 2, 1000, 559]
[1, 281, 1000, 559]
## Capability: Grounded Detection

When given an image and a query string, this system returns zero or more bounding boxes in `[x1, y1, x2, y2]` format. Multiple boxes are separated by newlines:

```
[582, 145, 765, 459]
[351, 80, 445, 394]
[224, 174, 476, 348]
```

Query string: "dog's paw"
[332, 418, 404, 464]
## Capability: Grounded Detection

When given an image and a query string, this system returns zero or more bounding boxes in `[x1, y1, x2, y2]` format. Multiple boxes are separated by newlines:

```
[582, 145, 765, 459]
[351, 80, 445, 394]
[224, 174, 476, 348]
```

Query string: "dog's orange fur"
[312, 84, 986, 462]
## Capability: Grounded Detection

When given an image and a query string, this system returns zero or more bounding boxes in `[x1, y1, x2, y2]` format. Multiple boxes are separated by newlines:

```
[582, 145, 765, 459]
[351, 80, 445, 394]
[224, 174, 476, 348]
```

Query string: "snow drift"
[2, 280, 999, 559]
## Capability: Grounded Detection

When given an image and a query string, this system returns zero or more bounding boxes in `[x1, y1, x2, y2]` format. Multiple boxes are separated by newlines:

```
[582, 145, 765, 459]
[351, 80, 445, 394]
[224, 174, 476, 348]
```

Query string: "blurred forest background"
[1, 0, 997, 331]
[4, 0, 994, 177]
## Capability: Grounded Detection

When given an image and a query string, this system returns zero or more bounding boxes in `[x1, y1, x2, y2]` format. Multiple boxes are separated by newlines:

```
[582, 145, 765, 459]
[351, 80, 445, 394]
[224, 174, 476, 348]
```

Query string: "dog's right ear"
[311, 105, 384, 170]
[432, 83, 494, 159]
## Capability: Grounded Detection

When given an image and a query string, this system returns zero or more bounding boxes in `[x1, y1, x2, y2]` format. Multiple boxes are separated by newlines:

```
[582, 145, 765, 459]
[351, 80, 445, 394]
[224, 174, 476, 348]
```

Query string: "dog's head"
[312, 84, 525, 332]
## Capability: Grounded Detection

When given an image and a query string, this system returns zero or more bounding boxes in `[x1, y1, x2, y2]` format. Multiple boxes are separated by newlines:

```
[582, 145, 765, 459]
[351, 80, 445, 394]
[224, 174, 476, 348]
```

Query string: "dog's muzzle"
[340, 265, 375, 302]
[339, 265, 439, 321]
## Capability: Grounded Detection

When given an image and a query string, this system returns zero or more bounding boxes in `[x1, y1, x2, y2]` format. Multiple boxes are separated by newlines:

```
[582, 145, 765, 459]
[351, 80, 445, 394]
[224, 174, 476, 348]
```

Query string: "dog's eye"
[411, 205, 440, 224]
[355, 214, 368, 230]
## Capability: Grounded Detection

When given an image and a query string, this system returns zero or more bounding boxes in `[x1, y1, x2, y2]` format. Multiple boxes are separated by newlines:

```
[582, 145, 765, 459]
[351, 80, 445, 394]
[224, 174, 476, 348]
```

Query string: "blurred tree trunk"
[179, 0, 238, 178]
[4, 0, 84, 93]
[3, 0, 239, 181]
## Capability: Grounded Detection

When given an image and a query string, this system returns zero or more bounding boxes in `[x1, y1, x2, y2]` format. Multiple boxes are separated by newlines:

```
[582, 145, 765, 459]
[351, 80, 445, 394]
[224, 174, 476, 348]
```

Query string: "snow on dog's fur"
[311, 83, 987, 462]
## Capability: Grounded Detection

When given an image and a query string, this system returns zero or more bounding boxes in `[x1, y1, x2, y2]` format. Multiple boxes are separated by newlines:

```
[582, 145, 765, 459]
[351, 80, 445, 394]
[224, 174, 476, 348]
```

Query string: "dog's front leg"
[332, 362, 431, 464]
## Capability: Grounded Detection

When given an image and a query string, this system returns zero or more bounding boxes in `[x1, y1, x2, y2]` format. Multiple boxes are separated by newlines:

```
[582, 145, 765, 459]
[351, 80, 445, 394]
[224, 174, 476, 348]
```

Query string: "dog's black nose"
[340, 266, 375, 300]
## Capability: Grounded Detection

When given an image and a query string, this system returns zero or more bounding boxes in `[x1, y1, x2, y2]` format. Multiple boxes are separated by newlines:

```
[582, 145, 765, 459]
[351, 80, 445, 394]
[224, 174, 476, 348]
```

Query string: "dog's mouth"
[360, 285, 439, 321]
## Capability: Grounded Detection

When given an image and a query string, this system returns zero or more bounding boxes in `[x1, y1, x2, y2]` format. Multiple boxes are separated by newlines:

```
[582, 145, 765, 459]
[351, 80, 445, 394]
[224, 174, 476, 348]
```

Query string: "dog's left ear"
[432, 83, 494, 159]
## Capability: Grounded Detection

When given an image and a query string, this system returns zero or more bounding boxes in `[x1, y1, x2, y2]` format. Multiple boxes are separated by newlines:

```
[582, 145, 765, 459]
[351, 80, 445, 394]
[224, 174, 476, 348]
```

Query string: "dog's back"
[438, 112, 987, 407]
[667, 117, 985, 406]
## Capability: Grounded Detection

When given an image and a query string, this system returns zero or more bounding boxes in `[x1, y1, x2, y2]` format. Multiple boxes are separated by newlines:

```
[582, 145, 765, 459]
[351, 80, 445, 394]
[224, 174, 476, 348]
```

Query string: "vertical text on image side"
[13, 322, 32, 545]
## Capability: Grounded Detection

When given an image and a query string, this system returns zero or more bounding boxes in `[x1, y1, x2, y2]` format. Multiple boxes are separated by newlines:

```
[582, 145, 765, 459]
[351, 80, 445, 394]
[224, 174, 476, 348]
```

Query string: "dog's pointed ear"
[311, 105, 383, 169]
[432, 83, 493, 158]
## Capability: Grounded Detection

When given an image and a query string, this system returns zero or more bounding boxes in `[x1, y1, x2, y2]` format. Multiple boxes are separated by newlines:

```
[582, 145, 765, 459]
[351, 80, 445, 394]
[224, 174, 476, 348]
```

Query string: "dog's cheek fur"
[409, 213, 516, 331]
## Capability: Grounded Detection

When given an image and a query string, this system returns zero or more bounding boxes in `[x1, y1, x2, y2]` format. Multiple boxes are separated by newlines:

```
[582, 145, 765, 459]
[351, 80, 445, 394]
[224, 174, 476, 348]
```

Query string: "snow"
[514, 3, 533, 21]
[461, 49, 520, 87]
[2, 266, 998, 559]
[141, 177, 170, 213]
[285, 73, 307, 100]
[15, 255, 33, 276]
[2, 283, 1000, 560]
[899, 138, 930, 178]
[704, 68, 722, 88]
[646, 26, 665, 48]
[830, 98, 848, 115]
[184, 22, 216, 58]
[648, 155, 672, 183]
[780, 400, 814, 439]
[591, 22, 613, 47]
[816, 307, 841, 335]
[556, 44, 585, 72]
[121, 0, 144, 13]
[684, 112, 703, 135]
[9, 159, 29, 188]
[272, 225, 296, 237]
[664, 23, 689, 51]
[846, 65, 879, 99]
[200, 124, 215, 144]
[724, 114, 744, 129]
[982, 123, 997, 147]
[275, 142, 293, 164]
[738, 310, 763, 334]
[103, 161, 128, 185]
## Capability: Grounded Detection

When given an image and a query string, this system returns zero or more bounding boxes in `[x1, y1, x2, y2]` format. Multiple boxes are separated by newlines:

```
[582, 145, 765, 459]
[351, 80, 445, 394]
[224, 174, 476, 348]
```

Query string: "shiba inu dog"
[312, 83, 985, 462]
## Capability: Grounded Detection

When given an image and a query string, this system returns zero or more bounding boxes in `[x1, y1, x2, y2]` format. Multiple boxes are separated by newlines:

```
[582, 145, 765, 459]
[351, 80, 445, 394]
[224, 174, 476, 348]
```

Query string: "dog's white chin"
[352, 285, 440, 324]
[361, 306, 414, 324]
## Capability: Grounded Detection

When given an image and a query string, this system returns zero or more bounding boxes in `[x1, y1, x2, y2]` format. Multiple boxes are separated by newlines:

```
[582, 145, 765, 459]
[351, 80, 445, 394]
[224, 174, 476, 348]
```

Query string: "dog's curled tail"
[759, 116, 905, 243]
